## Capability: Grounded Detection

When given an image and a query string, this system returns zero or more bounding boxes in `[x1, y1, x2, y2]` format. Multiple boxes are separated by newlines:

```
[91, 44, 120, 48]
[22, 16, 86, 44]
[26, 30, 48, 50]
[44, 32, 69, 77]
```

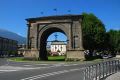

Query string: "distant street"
[0, 58, 93, 80]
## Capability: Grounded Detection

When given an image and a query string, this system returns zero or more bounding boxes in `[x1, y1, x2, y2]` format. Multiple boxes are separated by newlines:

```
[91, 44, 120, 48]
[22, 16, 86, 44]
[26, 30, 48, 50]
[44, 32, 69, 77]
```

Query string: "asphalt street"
[0, 58, 92, 80]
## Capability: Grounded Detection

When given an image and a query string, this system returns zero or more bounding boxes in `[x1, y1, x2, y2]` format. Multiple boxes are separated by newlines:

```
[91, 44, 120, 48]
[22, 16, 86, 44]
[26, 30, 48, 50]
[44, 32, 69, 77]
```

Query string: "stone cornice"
[26, 14, 83, 23]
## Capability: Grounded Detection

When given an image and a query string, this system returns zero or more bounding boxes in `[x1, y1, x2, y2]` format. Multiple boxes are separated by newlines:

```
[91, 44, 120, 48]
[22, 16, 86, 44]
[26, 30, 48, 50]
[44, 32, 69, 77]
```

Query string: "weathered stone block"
[66, 50, 85, 61]
[24, 49, 39, 60]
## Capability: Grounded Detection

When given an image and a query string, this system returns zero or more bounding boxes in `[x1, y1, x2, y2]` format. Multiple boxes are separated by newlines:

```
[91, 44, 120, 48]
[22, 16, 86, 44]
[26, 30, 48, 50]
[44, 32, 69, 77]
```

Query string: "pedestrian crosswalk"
[0, 63, 80, 74]
[0, 65, 35, 73]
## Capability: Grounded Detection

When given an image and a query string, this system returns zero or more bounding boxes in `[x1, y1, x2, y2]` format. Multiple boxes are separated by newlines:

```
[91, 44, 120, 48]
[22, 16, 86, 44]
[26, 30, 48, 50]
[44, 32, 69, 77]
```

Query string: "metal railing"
[84, 60, 120, 80]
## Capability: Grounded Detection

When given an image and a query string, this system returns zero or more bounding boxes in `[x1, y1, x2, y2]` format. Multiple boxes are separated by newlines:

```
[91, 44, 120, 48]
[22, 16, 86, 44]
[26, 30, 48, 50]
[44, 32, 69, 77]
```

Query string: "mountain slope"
[0, 29, 26, 44]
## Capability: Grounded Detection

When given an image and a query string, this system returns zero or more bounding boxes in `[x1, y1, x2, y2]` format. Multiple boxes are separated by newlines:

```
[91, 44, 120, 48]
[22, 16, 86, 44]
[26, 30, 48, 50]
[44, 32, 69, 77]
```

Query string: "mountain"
[0, 29, 26, 44]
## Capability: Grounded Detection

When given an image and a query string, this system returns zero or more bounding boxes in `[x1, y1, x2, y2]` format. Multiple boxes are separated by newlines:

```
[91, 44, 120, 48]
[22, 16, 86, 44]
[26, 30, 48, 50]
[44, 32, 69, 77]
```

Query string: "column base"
[66, 50, 85, 61]
[24, 49, 39, 60]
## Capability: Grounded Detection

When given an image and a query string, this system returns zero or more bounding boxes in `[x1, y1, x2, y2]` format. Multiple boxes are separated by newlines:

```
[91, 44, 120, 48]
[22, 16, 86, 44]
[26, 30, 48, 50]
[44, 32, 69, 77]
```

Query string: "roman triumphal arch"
[24, 15, 85, 60]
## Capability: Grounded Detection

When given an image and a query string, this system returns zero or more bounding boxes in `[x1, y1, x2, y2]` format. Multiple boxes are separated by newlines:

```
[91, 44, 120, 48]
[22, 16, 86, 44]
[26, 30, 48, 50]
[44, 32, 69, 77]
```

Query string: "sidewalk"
[105, 72, 120, 80]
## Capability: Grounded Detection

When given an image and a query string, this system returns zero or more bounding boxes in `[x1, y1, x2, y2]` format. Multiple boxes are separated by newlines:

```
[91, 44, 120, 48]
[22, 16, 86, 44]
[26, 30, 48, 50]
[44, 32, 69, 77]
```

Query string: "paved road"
[0, 58, 92, 80]
[0, 58, 8, 66]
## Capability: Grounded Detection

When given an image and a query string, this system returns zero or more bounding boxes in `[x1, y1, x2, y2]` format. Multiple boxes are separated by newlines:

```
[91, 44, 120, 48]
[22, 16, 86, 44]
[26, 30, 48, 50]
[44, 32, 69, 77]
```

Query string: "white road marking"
[63, 65, 70, 66]
[0, 70, 17, 71]
[23, 65, 33, 67]
[0, 70, 17, 74]
[35, 64, 49, 66]
[0, 64, 61, 74]
[0, 63, 81, 74]
[0, 66, 37, 74]
[21, 68, 84, 80]
[72, 64, 79, 66]
[64, 64, 79, 66]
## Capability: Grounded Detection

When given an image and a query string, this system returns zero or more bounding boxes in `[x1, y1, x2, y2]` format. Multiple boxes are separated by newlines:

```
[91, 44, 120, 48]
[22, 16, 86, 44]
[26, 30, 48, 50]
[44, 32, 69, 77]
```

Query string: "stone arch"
[38, 24, 69, 60]
[25, 15, 85, 60]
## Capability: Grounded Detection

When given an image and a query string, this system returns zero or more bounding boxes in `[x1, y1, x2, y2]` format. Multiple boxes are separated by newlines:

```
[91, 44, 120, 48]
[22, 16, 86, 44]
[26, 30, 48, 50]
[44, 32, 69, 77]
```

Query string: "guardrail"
[84, 60, 120, 80]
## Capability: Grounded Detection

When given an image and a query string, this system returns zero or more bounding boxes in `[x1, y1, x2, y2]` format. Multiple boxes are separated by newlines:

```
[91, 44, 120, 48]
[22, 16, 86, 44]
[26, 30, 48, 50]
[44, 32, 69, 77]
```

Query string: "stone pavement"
[105, 72, 120, 80]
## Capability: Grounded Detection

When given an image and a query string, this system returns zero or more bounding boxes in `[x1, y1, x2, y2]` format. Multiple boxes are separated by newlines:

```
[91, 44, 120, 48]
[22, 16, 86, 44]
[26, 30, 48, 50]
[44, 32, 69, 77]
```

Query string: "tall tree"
[82, 13, 106, 51]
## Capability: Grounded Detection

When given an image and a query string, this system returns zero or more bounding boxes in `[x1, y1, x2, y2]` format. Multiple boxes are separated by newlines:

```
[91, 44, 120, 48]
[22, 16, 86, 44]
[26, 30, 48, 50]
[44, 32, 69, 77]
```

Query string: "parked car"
[102, 55, 109, 59]
[108, 54, 112, 58]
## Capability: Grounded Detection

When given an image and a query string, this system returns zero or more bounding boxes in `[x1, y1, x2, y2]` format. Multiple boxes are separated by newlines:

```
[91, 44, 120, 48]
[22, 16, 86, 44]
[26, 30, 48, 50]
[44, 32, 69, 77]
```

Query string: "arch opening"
[39, 27, 68, 60]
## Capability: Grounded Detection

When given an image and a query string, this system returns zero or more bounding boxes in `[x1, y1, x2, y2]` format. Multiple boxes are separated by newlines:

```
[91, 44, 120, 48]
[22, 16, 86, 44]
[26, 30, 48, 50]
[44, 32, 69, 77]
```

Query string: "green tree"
[107, 30, 120, 53]
[82, 13, 106, 52]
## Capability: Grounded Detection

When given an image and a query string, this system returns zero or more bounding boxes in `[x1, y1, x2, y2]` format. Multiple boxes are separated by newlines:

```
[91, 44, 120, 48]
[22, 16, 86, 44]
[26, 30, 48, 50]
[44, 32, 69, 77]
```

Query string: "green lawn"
[48, 56, 65, 61]
[8, 57, 27, 61]
[8, 56, 65, 62]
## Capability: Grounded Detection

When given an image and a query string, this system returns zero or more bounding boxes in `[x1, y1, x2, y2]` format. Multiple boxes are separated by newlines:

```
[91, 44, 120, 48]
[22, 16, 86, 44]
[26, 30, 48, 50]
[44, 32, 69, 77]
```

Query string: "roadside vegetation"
[82, 13, 120, 60]
[8, 57, 29, 62]
[8, 56, 65, 62]
[48, 56, 65, 61]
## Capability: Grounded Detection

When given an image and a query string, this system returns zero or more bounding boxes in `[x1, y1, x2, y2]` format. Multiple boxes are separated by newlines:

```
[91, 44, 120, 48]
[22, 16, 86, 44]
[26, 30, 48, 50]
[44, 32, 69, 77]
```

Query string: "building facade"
[50, 41, 66, 56]
[0, 37, 18, 57]
[17, 44, 26, 56]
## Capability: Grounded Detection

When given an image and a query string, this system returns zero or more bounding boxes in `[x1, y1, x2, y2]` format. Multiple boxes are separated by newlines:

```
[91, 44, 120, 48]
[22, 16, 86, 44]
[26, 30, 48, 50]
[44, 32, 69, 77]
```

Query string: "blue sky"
[0, 0, 120, 41]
